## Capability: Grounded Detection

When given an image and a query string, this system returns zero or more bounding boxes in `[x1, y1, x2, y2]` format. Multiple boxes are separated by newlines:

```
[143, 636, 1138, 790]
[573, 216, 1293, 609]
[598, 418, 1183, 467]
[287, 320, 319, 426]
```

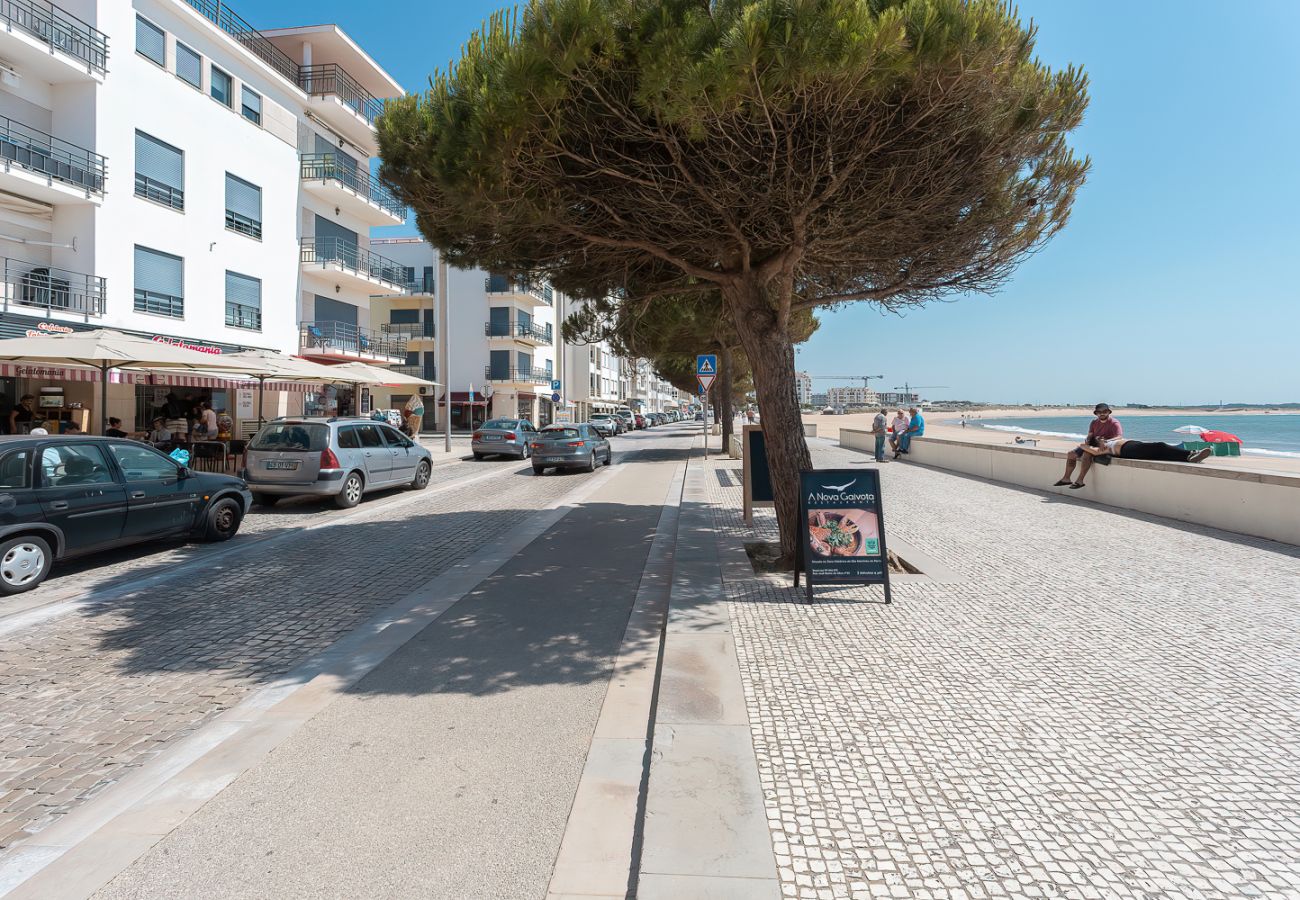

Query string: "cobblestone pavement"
[0, 437, 656, 852]
[707, 440, 1300, 899]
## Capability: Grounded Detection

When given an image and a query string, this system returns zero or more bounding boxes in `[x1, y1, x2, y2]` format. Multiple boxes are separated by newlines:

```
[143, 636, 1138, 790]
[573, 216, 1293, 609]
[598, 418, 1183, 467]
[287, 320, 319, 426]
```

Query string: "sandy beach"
[804, 408, 1300, 476]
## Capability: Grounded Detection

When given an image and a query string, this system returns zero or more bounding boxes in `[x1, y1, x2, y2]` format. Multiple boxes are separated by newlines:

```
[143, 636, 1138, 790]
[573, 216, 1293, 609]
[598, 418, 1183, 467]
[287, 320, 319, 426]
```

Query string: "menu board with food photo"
[796, 468, 892, 603]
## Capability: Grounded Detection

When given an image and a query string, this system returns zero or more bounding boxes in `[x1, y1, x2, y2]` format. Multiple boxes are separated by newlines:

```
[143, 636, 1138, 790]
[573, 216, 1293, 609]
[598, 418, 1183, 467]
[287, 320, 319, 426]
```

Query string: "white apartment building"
[795, 371, 813, 406]
[0, 0, 406, 433]
[563, 304, 624, 422]
[369, 239, 563, 429]
[826, 385, 879, 407]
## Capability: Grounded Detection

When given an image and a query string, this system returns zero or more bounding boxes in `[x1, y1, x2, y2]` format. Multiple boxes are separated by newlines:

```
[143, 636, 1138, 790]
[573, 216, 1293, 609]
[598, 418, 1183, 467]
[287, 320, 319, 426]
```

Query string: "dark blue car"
[0, 436, 253, 595]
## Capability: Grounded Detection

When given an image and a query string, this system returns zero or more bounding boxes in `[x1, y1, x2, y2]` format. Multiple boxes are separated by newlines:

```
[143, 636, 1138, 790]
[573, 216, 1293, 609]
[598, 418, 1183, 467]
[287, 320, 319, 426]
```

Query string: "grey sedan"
[472, 418, 538, 460]
[530, 424, 612, 474]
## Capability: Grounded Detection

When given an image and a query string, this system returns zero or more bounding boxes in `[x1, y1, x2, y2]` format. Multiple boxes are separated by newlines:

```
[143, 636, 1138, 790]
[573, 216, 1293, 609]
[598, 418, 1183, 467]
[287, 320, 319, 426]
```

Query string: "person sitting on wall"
[896, 407, 925, 457]
[1054, 403, 1122, 489]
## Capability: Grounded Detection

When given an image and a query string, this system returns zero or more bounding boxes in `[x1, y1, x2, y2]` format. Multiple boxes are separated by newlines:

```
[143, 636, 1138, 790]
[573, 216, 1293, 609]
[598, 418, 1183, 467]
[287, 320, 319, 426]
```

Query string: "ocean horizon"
[957, 414, 1300, 458]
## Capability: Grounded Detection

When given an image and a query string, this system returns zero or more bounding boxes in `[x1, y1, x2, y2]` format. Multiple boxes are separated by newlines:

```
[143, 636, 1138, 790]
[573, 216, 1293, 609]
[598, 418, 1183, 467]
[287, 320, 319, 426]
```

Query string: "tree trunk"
[725, 283, 811, 565]
[719, 345, 735, 453]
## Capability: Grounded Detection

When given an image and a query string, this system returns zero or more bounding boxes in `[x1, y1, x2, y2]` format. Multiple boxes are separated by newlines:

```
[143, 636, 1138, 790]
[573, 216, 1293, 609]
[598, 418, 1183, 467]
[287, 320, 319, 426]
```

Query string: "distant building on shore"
[795, 371, 813, 406]
[879, 391, 920, 407]
[811, 392, 829, 407]
[827, 386, 879, 407]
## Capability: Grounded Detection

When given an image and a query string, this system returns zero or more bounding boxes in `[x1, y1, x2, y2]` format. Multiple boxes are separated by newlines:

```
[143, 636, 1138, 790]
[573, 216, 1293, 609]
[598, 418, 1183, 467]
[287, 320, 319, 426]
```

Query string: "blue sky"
[268, 1, 1300, 405]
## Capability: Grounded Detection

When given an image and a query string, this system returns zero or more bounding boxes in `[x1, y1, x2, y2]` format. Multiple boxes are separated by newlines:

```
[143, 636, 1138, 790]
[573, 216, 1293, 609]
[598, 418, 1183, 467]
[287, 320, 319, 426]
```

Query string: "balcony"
[484, 275, 553, 306]
[484, 321, 552, 346]
[0, 114, 104, 203]
[298, 63, 385, 147]
[391, 364, 437, 382]
[300, 154, 404, 226]
[298, 320, 406, 365]
[1, 258, 104, 319]
[484, 366, 551, 386]
[181, 0, 298, 82]
[381, 321, 435, 342]
[300, 237, 408, 293]
[0, 0, 107, 81]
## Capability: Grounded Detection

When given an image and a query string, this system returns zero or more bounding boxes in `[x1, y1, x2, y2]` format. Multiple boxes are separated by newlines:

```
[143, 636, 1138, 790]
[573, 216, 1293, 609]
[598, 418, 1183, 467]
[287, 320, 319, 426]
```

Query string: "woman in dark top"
[104, 417, 129, 438]
[8, 395, 35, 434]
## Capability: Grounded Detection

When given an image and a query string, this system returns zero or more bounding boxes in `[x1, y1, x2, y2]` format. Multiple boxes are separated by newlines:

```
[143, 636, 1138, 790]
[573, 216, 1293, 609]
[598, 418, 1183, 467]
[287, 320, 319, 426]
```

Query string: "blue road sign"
[551, 379, 562, 391]
[698, 383, 708, 395]
[696, 354, 717, 376]
[551, 392, 562, 403]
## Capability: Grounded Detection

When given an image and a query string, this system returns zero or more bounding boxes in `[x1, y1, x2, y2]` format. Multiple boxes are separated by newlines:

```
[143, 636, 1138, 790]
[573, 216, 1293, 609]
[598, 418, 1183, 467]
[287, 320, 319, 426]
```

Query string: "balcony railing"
[0, 114, 105, 194]
[0, 0, 108, 74]
[391, 364, 437, 382]
[299, 64, 384, 125]
[299, 319, 406, 360]
[484, 322, 552, 344]
[1, 258, 104, 318]
[484, 275, 553, 305]
[381, 321, 435, 340]
[180, 0, 298, 83]
[300, 237, 407, 290]
[484, 366, 551, 385]
[300, 154, 404, 219]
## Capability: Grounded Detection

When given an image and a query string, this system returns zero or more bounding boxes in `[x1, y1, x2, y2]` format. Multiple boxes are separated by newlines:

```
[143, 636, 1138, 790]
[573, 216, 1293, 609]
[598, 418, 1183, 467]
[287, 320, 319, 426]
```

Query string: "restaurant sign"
[152, 335, 223, 354]
[23, 322, 76, 337]
[794, 468, 892, 605]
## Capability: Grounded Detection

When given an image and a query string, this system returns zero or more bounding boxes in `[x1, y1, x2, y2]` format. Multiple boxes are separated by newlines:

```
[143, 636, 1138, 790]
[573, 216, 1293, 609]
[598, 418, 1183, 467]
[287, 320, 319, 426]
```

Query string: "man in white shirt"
[147, 418, 173, 444]
[889, 410, 909, 455]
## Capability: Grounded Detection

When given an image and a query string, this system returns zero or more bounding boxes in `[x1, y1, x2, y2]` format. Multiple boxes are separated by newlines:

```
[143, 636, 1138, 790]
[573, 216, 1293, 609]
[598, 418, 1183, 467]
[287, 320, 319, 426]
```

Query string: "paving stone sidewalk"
[706, 441, 1300, 899]
[0, 457, 575, 852]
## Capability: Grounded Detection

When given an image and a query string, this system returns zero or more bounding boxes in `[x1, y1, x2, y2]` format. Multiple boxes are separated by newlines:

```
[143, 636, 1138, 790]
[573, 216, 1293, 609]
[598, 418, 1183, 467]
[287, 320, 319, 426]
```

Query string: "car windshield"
[540, 427, 581, 439]
[592, 415, 611, 420]
[250, 423, 329, 452]
[481, 419, 519, 430]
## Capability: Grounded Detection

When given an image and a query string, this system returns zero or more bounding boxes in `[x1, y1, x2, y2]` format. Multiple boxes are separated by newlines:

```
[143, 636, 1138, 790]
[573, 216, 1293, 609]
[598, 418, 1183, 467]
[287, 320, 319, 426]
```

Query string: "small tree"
[380, 0, 1088, 561]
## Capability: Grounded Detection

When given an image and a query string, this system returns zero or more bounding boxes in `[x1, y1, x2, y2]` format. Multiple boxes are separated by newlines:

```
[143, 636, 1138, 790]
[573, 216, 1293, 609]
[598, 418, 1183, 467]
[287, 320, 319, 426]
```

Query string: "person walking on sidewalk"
[402, 393, 425, 437]
[871, 408, 889, 462]
[1055, 403, 1121, 489]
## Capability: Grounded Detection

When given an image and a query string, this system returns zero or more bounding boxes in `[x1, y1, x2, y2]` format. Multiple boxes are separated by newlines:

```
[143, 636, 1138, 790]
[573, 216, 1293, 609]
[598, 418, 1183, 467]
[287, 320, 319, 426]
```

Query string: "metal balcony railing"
[390, 364, 436, 381]
[180, 0, 298, 83]
[381, 321, 435, 340]
[299, 64, 384, 125]
[300, 237, 407, 290]
[299, 319, 406, 360]
[2, 258, 104, 318]
[0, 114, 105, 194]
[300, 154, 404, 219]
[483, 366, 551, 385]
[1, 0, 108, 74]
[483, 322, 552, 344]
[483, 275, 553, 305]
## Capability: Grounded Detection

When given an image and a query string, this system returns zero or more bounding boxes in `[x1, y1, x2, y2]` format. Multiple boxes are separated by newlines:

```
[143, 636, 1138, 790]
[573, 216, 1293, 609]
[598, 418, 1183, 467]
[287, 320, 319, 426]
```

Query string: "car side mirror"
[177, 466, 192, 479]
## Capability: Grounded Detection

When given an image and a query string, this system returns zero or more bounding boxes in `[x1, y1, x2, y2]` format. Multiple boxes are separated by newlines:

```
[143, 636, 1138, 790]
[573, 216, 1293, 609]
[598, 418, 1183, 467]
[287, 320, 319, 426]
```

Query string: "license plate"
[542, 457, 566, 463]
[482, 435, 502, 441]
[266, 460, 299, 470]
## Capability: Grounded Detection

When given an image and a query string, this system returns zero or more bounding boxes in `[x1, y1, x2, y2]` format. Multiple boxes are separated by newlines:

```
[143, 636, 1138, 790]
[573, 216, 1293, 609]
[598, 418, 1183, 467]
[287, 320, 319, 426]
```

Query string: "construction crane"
[810, 374, 885, 388]
[890, 382, 950, 402]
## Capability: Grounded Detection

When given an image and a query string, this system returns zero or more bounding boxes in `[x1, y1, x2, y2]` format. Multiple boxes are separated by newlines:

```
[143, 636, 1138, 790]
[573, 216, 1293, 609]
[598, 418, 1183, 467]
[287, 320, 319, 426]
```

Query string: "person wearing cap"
[1055, 403, 1122, 489]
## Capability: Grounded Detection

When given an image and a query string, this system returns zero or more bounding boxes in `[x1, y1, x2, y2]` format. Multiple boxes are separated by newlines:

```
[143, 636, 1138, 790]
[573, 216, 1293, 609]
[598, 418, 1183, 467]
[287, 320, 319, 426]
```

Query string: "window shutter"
[241, 87, 262, 123]
[176, 43, 201, 88]
[136, 16, 164, 65]
[225, 173, 261, 221]
[135, 247, 183, 297]
[225, 271, 261, 308]
[135, 132, 183, 190]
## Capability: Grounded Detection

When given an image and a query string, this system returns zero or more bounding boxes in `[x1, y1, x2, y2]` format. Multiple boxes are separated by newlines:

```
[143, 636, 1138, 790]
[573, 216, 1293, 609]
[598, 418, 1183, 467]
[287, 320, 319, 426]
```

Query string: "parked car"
[243, 418, 432, 509]
[472, 418, 538, 460]
[633, 414, 647, 429]
[530, 424, 612, 474]
[614, 409, 635, 432]
[589, 414, 619, 437]
[0, 436, 253, 595]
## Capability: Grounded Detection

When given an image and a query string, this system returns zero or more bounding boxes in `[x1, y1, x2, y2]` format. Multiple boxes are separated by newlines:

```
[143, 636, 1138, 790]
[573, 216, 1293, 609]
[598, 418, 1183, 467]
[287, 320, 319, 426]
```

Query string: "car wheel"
[203, 497, 243, 542]
[585, 450, 597, 473]
[0, 535, 51, 595]
[533, 466, 546, 475]
[521, 444, 531, 459]
[252, 493, 279, 507]
[473, 452, 486, 461]
[411, 460, 432, 490]
[604, 450, 613, 466]
[335, 472, 364, 509]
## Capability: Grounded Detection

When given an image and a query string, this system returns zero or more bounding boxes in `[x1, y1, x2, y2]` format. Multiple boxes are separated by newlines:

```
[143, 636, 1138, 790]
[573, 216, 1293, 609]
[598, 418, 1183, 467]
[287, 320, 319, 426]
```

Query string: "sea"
[957, 414, 1300, 459]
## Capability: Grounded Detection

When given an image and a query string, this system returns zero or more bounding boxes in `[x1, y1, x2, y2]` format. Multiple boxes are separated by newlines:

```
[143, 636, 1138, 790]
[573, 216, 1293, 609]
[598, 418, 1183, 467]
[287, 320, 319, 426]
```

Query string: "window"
[224, 173, 262, 239]
[175, 42, 201, 89]
[337, 427, 361, 450]
[389, 309, 418, 325]
[225, 271, 261, 331]
[355, 425, 384, 448]
[241, 86, 262, 125]
[250, 423, 328, 452]
[0, 449, 30, 489]
[39, 445, 115, 487]
[135, 131, 184, 209]
[109, 444, 179, 482]
[381, 427, 413, 449]
[211, 66, 232, 107]
[134, 246, 184, 318]
[136, 15, 164, 66]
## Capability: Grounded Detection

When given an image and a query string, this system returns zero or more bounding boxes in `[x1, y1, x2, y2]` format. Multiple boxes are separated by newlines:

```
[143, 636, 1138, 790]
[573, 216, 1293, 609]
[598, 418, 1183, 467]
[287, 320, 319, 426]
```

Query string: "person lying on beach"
[1054, 403, 1121, 489]
[1066, 438, 1213, 488]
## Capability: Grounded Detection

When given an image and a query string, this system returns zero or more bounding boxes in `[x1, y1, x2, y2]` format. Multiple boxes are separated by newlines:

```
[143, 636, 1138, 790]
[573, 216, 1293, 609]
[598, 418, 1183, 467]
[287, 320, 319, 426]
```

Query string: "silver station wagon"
[243, 418, 433, 508]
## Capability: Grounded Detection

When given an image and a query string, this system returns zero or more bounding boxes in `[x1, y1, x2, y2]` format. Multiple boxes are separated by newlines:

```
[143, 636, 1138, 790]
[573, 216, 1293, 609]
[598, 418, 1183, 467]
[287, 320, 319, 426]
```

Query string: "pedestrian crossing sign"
[696, 354, 717, 376]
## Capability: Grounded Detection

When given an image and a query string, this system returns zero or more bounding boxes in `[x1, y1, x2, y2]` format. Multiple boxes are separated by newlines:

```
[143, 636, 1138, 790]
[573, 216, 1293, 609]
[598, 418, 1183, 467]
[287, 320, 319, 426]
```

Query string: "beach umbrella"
[1172, 425, 1208, 435]
[0, 328, 264, 433]
[1199, 430, 1242, 444]
[168, 350, 346, 424]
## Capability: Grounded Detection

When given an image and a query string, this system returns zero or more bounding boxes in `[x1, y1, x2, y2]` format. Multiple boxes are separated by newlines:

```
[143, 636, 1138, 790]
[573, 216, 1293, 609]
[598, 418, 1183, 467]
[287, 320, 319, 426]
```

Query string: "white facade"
[796, 371, 813, 405]
[0, 0, 405, 430]
[826, 385, 879, 407]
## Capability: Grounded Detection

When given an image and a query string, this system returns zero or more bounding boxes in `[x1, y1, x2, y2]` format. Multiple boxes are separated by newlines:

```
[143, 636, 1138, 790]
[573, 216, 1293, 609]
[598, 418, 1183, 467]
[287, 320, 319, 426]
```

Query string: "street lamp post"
[440, 258, 451, 454]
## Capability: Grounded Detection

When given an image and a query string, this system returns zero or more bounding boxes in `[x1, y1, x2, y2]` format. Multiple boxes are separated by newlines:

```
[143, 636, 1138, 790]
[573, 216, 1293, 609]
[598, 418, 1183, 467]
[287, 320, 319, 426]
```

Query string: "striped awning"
[0, 362, 314, 392]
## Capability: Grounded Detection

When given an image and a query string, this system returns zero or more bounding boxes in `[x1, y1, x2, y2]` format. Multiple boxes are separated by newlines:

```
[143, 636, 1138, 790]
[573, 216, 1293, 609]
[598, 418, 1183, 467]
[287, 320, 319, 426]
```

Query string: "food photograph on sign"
[807, 508, 881, 558]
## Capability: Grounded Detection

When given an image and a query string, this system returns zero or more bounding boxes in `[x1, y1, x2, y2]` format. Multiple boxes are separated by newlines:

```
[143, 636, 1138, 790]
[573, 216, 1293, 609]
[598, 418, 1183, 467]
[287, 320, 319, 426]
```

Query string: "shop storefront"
[442, 391, 488, 431]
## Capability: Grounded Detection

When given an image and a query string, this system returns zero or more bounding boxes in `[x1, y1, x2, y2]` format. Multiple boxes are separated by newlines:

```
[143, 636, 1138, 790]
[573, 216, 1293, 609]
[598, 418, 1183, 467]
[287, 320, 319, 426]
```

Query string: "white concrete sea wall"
[840, 430, 1300, 547]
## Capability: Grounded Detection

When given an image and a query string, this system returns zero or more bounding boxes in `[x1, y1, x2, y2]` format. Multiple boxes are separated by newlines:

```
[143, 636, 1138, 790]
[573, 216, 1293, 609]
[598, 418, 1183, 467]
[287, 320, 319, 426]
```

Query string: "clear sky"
[265, 1, 1300, 405]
